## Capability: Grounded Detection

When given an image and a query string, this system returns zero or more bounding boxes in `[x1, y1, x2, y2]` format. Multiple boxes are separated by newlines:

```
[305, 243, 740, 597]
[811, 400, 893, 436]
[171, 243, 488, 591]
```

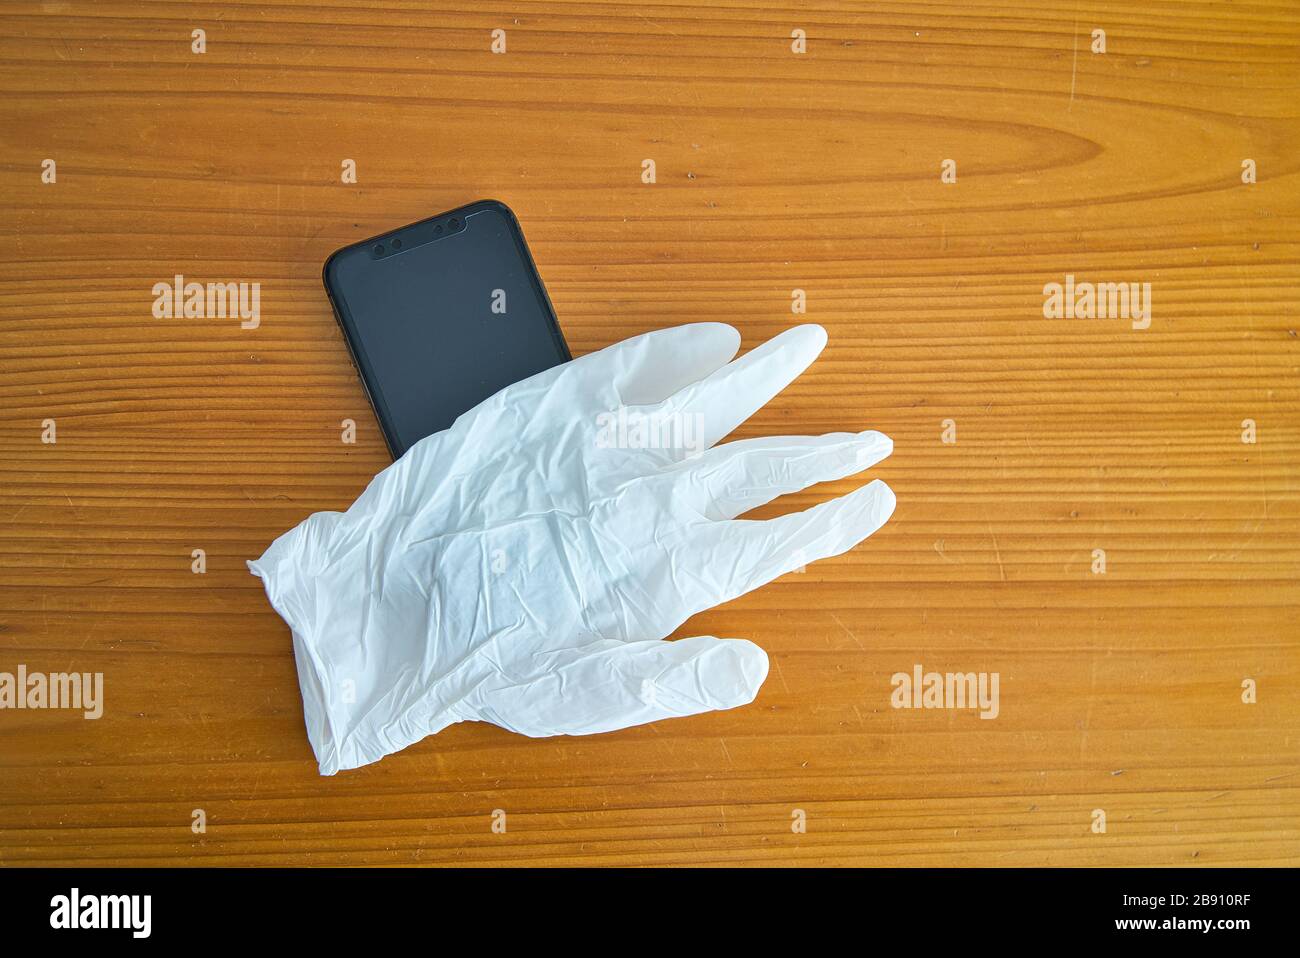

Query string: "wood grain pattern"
[1, 0, 1297, 866]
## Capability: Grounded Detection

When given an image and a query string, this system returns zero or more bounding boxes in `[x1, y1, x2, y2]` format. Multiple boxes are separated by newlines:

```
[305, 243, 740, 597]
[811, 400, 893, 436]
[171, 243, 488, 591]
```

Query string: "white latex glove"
[249, 323, 895, 774]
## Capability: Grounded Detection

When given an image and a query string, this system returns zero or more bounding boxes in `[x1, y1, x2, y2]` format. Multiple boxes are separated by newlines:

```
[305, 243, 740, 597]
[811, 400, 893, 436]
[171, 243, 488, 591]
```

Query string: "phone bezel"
[322, 199, 571, 459]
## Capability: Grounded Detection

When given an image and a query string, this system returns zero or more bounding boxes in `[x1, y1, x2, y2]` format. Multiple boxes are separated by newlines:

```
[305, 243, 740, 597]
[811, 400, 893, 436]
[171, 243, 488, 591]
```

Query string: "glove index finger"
[687, 478, 897, 607]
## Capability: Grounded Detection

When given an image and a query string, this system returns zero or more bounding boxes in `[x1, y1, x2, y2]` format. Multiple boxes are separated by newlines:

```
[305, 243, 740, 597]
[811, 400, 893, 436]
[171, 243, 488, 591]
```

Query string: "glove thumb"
[473, 636, 770, 737]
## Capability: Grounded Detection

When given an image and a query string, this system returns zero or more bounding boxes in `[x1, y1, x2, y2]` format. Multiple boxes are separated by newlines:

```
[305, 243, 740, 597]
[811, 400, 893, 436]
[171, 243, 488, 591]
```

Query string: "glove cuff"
[248, 522, 343, 774]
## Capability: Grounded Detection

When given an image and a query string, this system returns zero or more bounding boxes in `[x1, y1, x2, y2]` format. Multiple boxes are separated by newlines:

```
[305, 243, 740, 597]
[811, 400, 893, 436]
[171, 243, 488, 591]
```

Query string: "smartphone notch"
[369, 214, 466, 259]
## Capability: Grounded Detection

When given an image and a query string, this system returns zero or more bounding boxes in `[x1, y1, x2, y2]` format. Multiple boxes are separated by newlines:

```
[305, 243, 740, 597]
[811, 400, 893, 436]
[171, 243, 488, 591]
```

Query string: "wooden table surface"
[1, 0, 1297, 867]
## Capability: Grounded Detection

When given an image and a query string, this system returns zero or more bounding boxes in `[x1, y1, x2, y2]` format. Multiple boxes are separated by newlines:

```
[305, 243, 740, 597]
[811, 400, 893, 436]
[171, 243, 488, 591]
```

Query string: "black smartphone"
[323, 199, 571, 458]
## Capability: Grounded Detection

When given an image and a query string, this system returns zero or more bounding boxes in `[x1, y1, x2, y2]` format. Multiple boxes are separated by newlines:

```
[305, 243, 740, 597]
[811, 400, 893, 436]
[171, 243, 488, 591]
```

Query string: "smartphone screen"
[323, 201, 570, 458]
